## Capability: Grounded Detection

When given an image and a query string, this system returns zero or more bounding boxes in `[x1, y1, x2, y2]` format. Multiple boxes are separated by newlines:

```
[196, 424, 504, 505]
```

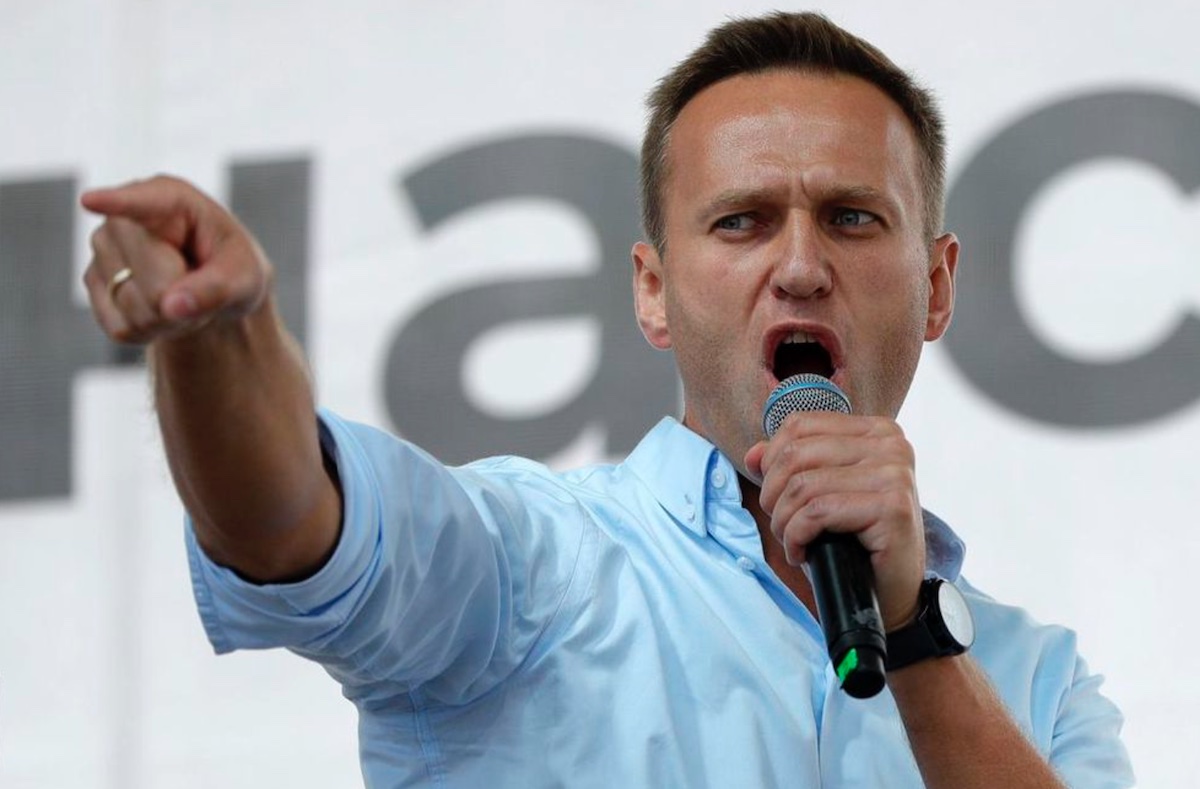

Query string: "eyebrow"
[698, 187, 782, 221]
[697, 183, 903, 222]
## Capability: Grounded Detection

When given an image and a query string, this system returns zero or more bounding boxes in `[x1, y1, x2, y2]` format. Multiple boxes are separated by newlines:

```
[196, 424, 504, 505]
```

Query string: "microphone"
[762, 374, 886, 699]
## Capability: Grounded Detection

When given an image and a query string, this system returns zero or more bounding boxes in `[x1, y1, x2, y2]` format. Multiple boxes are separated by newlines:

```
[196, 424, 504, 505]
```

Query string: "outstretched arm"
[82, 175, 341, 582]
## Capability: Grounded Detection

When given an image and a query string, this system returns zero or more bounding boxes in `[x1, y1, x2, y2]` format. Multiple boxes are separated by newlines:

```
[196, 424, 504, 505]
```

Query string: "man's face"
[633, 70, 957, 474]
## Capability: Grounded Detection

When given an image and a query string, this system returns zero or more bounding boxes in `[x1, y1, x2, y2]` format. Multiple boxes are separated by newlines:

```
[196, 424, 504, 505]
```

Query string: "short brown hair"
[640, 12, 946, 251]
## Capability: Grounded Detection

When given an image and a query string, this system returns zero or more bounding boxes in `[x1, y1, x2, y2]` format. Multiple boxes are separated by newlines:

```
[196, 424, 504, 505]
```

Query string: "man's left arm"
[748, 411, 1130, 788]
[890, 654, 1067, 788]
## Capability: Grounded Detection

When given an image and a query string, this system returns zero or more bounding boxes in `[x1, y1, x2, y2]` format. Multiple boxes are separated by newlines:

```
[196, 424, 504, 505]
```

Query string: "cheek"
[663, 286, 716, 357]
[663, 267, 749, 353]
[860, 253, 931, 318]
[874, 279, 931, 352]
[662, 280, 742, 396]
[666, 254, 759, 324]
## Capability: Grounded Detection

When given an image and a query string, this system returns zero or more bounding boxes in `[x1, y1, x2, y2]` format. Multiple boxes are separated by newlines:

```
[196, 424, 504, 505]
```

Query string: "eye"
[714, 213, 756, 232]
[830, 208, 878, 227]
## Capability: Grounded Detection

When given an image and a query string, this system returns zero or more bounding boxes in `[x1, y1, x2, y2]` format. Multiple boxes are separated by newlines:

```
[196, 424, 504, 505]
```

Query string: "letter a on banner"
[389, 134, 679, 463]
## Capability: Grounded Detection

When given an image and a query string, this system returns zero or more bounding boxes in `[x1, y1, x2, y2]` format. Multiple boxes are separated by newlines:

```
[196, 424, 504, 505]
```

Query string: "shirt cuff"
[186, 408, 382, 654]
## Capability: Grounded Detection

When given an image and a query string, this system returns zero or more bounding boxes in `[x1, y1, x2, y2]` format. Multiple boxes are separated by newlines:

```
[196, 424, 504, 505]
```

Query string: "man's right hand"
[80, 174, 341, 583]
[81, 174, 272, 345]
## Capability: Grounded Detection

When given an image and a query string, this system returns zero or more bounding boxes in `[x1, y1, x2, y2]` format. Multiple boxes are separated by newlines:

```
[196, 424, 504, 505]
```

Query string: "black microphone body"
[762, 374, 887, 699]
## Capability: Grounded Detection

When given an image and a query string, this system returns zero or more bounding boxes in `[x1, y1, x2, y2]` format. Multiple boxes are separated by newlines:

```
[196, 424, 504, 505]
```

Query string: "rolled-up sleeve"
[1050, 654, 1136, 788]
[186, 408, 593, 707]
[963, 576, 1136, 789]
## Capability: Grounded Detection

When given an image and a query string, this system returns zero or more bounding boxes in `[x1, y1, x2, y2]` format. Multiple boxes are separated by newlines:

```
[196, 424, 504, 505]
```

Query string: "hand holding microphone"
[746, 374, 927, 699]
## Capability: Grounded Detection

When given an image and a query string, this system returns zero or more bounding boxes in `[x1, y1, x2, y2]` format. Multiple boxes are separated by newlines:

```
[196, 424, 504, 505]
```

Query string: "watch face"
[936, 582, 976, 648]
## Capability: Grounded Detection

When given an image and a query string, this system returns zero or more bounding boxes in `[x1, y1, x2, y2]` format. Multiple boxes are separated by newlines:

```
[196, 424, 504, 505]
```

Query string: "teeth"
[782, 331, 817, 345]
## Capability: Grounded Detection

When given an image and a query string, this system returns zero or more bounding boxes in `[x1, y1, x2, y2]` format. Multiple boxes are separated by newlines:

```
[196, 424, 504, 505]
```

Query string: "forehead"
[664, 70, 923, 220]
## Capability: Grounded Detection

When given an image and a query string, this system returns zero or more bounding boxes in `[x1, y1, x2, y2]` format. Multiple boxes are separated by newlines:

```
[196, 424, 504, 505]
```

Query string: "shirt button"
[685, 505, 696, 522]
[737, 556, 755, 572]
[711, 468, 727, 488]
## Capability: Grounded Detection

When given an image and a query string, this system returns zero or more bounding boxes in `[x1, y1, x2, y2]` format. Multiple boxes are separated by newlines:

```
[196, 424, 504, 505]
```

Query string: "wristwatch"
[885, 577, 975, 671]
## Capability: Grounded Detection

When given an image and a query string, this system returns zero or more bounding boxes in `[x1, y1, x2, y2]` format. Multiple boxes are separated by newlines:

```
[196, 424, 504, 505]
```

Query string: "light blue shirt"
[187, 412, 1134, 788]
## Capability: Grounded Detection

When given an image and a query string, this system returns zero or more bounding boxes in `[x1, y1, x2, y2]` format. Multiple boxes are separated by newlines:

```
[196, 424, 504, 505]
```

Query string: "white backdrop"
[2, 1, 1198, 786]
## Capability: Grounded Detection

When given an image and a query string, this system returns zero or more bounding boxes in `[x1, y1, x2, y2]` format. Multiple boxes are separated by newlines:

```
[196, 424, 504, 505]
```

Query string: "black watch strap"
[885, 578, 973, 671]
[885, 616, 943, 671]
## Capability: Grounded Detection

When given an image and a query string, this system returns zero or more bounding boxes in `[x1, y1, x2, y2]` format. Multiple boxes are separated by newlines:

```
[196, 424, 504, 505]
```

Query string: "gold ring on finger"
[108, 267, 134, 301]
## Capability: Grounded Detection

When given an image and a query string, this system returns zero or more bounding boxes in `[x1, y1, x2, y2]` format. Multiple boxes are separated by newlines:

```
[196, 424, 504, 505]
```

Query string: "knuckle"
[888, 434, 914, 462]
[782, 472, 808, 504]
[140, 280, 169, 312]
[883, 488, 915, 517]
[869, 417, 905, 446]
[801, 494, 829, 522]
[758, 487, 777, 516]
[871, 415, 902, 434]
[124, 308, 153, 334]
[110, 323, 137, 344]
[82, 263, 101, 290]
[883, 464, 912, 489]
[769, 514, 785, 542]
[88, 225, 107, 252]
[113, 215, 142, 236]
[773, 441, 805, 474]
[782, 521, 809, 561]
[786, 513, 811, 542]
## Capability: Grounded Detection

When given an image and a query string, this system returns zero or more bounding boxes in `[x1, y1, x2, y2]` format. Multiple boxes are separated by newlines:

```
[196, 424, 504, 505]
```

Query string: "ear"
[924, 232, 958, 341]
[632, 241, 672, 350]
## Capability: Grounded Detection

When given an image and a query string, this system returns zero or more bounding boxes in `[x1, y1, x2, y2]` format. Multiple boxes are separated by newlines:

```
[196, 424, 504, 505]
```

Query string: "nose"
[769, 212, 832, 301]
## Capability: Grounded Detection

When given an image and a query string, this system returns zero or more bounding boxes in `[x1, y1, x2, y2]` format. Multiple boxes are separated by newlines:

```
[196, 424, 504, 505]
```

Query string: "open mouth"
[771, 331, 835, 382]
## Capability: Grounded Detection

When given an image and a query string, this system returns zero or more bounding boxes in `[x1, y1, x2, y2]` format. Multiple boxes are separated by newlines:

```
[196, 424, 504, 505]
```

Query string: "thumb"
[158, 235, 270, 322]
[160, 286, 201, 322]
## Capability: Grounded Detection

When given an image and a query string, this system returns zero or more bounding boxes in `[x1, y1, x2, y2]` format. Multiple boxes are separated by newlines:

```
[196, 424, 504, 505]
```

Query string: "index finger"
[80, 175, 202, 245]
[759, 411, 873, 469]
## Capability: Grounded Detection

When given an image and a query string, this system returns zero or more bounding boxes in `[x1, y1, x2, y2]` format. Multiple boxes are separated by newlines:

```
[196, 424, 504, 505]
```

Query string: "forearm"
[889, 655, 1065, 789]
[152, 297, 341, 583]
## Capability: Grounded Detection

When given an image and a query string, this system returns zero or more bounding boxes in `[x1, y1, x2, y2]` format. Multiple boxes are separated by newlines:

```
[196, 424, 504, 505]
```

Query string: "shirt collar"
[624, 416, 966, 578]
[625, 417, 722, 538]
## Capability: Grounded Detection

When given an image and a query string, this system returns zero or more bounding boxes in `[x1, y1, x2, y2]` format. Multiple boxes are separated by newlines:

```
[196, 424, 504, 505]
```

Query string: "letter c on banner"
[944, 90, 1200, 427]
[388, 134, 679, 463]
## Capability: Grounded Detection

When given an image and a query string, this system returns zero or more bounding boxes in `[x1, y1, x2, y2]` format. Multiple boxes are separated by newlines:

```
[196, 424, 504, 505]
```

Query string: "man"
[82, 11, 1133, 788]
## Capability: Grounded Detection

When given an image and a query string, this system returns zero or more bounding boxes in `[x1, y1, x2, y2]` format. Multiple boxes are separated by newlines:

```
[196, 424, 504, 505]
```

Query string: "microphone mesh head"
[762, 374, 851, 437]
